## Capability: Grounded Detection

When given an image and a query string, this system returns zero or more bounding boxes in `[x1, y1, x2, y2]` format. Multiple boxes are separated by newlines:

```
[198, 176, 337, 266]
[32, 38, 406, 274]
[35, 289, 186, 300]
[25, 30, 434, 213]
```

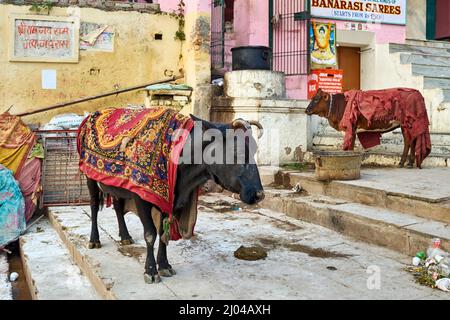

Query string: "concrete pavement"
[0, 253, 12, 300]
[20, 192, 450, 300]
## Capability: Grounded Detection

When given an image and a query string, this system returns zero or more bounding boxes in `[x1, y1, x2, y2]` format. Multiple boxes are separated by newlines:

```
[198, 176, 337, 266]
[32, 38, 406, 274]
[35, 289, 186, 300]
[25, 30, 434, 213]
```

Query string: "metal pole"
[13, 75, 183, 117]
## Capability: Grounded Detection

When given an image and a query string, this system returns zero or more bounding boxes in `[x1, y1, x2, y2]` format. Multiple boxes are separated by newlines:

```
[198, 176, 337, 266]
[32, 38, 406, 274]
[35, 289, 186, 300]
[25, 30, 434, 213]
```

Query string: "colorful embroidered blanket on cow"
[77, 107, 194, 239]
[340, 88, 431, 167]
[0, 113, 36, 177]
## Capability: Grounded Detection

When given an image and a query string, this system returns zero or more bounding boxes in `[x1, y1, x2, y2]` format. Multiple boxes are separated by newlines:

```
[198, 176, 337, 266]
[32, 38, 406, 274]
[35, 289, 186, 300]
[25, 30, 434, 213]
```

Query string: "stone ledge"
[262, 188, 450, 256]
[212, 97, 308, 109]
[261, 167, 450, 224]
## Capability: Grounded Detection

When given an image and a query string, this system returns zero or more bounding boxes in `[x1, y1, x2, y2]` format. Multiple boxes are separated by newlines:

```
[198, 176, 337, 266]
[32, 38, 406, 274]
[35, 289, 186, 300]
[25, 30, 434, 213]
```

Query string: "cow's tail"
[98, 191, 113, 210]
[99, 190, 104, 211]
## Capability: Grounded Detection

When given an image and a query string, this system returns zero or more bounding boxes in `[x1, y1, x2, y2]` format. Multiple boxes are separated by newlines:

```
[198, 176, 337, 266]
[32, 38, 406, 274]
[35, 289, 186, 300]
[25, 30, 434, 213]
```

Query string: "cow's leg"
[399, 128, 410, 168]
[156, 214, 176, 277]
[86, 178, 101, 249]
[349, 124, 357, 150]
[134, 196, 160, 284]
[408, 138, 417, 168]
[113, 197, 134, 245]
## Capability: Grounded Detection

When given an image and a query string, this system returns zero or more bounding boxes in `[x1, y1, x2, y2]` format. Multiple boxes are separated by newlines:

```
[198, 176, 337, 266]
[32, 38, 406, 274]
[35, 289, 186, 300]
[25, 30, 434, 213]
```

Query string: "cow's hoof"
[398, 163, 404, 168]
[120, 238, 134, 246]
[158, 268, 176, 277]
[144, 273, 161, 284]
[407, 164, 414, 169]
[88, 241, 101, 249]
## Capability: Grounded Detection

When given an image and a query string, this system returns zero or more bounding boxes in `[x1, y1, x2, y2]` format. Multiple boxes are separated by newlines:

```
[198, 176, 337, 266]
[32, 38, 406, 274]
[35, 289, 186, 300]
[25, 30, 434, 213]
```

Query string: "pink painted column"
[233, 0, 269, 46]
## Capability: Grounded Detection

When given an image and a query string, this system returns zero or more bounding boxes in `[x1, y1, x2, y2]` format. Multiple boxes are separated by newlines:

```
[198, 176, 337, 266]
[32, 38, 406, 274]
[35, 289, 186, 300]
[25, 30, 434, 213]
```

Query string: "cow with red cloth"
[306, 88, 432, 168]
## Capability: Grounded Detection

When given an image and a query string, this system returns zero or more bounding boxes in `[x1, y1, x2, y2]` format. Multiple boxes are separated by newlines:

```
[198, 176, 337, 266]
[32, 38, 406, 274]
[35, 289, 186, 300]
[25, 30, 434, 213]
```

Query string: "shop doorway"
[337, 46, 360, 92]
[427, 0, 450, 40]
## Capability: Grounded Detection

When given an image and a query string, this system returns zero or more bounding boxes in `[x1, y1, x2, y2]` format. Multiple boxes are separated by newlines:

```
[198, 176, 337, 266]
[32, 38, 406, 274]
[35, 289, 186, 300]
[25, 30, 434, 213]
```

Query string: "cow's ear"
[190, 114, 202, 122]
[323, 93, 330, 101]
[190, 114, 216, 130]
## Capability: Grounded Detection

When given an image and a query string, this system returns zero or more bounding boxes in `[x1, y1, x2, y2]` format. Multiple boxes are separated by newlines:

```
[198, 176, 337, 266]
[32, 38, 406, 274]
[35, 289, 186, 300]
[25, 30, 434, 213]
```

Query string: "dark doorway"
[435, 0, 450, 40]
[224, 0, 234, 23]
[427, 0, 450, 40]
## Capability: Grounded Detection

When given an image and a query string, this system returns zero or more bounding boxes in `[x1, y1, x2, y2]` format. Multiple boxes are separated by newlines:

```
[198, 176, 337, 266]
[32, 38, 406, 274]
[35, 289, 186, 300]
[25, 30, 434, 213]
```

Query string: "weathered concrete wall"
[224, 70, 286, 99]
[406, 0, 427, 40]
[211, 97, 309, 165]
[0, 0, 161, 13]
[0, 4, 182, 125]
[180, 0, 211, 119]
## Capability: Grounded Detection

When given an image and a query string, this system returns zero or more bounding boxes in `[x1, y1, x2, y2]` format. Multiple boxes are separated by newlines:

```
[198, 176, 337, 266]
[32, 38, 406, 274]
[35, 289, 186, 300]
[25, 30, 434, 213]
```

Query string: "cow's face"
[190, 116, 265, 205]
[306, 89, 330, 117]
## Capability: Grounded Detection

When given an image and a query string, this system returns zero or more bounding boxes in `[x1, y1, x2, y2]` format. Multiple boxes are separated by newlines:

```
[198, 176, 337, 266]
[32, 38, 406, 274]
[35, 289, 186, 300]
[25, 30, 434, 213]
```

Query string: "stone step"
[312, 133, 450, 158]
[19, 219, 99, 300]
[0, 253, 12, 300]
[405, 39, 450, 49]
[261, 188, 450, 256]
[313, 127, 450, 149]
[400, 53, 450, 67]
[413, 64, 450, 79]
[444, 89, 450, 102]
[424, 77, 450, 89]
[260, 168, 450, 224]
[361, 151, 450, 168]
[390, 43, 450, 56]
[313, 141, 450, 156]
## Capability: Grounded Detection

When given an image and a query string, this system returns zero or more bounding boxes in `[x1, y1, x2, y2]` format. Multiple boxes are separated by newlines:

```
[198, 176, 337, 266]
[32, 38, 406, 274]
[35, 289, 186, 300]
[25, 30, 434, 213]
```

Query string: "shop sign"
[308, 69, 344, 99]
[311, 0, 407, 25]
[9, 15, 79, 63]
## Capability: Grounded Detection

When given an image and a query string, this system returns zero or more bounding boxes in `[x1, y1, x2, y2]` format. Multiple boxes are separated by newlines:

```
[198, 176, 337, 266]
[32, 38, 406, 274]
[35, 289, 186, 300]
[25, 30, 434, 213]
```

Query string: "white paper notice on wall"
[42, 69, 57, 89]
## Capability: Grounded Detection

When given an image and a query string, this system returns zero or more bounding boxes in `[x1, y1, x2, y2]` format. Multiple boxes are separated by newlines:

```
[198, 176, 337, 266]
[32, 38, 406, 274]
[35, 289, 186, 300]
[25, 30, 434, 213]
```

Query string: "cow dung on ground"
[234, 245, 268, 261]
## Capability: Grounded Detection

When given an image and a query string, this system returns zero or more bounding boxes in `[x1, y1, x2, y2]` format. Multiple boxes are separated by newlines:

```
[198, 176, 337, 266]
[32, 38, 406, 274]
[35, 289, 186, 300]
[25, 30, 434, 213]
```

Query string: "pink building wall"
[233, 0, 269, 46]
[150, 0, 406, 99]
[286, 20, 406, 99]
[326, 19, 406, 44]
[225, 0, 407, 100]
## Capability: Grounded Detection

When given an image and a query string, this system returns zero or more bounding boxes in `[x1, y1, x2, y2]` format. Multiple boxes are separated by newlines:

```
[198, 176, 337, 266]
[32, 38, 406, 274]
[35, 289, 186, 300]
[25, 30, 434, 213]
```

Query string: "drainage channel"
[6, 241, 32, 300]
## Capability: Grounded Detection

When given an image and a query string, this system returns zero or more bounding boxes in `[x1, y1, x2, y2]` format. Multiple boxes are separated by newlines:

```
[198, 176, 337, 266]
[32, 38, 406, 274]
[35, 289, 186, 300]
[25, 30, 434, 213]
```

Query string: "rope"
[327, 93, 334, 118]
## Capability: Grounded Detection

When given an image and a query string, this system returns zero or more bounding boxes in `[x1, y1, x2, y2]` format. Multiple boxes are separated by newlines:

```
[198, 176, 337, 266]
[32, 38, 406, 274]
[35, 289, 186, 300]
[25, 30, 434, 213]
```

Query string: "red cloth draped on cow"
[340, 88, 431, 167]
[77, 107, 194, 240]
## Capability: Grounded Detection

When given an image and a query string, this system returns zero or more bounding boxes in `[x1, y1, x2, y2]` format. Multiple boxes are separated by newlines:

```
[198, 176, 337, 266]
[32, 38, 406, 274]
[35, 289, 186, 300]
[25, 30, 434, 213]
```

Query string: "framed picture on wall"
[310, 21, 337, 70]
[9, 15, 80, 63]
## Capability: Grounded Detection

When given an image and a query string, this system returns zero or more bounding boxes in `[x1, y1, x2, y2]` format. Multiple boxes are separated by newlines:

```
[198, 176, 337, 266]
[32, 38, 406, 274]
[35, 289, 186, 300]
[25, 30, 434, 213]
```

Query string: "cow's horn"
[231, 119, 250, 130]
[249, 120, 264, 139]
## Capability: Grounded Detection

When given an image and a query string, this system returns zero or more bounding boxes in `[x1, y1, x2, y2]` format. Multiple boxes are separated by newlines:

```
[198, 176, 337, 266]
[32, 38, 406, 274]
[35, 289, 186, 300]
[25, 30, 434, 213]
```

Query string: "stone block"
[224, 70, 286, 99]
[114, 2, 132, 9]
[104, 0, 115, 9]
[212, 97, 309, 165]
[173, 95, 189, 101]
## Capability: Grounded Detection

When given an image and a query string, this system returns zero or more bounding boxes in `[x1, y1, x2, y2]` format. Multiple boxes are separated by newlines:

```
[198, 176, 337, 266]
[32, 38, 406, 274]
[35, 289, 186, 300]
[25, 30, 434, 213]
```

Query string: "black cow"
[84, 115, 265, 284]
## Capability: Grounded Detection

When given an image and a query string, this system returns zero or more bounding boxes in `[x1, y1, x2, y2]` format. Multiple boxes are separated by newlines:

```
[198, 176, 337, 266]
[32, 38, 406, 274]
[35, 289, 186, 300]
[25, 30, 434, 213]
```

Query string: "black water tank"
[231, 46, 271, 71]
